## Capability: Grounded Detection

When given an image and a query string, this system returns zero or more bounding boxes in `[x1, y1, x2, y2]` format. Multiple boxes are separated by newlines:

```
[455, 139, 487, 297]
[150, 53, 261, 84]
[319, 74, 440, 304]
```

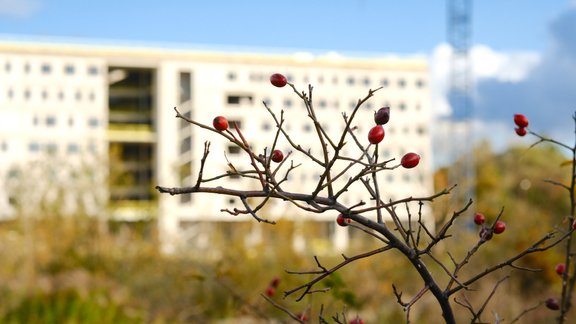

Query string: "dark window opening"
[227, 94, 253, 105]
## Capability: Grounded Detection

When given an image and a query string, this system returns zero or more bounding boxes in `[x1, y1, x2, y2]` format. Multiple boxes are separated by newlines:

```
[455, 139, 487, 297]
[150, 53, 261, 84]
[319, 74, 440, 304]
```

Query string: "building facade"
[0, 39, 433, 253]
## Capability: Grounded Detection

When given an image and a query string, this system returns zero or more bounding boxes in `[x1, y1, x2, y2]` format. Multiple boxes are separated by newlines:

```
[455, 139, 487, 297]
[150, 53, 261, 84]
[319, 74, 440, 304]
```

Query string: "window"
[64, 64, 75, 75]
[332, 76, 338, 84]
[46, 143, 57, 154]
[227, 72, 237, 81]
[4, 61, 10, 72]
[319, 100, 327, 108]
[227, 94, 253, 105]
[284, 98, 292, 108]
[179, 72, 191, 102]
[46, 116, 56, 126]
[88, 117, 99, 128]
[228, 120, 242, 129]
[41, 90, 48, 100]
[7, 88, 13, 99]
[24, 63, 30, 74]
[398, 79, 406, 88]
[303, 124, 312, 132]
[346, 76, 355, 85]
[41, 63, 51, 74]
[363, 77, 371, 86]
[88, 65, 99, 75]
[261, 122, 271, 131]
[1, 141, 7, 152]
[349, 100, 357, 109]
[75, 91, 82, 101]
[68, 116, 74, 127]
[180, 110, 191, 129]
[399, 103, 407, 111]
[416, 79, 425, 88]
[380, 78, 389, 87]
[180, 136, 191, 154]
[58, 91, 65, 101]
[318, 75, 324, 84]
[417, 126, 426, 135]
[88, 92, 95, 102]
[67, 143, 79, 154]
[227, 144, 241, 154]
[33, 115, 38, 126]
[24, 89, 31, 100]
[29, 142, 40, 152]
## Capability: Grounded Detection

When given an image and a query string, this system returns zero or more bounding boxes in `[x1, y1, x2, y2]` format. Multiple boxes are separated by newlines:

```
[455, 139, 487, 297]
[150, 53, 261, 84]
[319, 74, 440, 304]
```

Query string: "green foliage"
[2, 290, 141, 323]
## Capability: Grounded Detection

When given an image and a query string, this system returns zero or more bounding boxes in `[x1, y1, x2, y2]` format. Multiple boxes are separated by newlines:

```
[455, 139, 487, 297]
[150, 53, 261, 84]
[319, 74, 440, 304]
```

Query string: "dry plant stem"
[448, 230, 571, 296]
[559, 113, 576, 324]
[470, 275, 510, 323]
[262, 103, 324, 166]
[393, 284, 430, 324]
[445, 207, 505, 291]
[284, 246, 393, 301]
[260, 293, 305, 324]
[527, 119, 576, 324]
[194, 142, 211, 189]
[293, 84, 335, 198]
[510, 301, 544, 324]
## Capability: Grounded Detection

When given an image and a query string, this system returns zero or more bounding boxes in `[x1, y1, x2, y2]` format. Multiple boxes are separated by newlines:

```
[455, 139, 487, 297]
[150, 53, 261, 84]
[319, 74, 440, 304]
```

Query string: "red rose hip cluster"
[513, 114, 529, 136]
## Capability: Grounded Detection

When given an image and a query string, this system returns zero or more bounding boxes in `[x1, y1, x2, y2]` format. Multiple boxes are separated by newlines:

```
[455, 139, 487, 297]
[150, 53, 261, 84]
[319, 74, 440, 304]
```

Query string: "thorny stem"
[559, 113, 576, 323]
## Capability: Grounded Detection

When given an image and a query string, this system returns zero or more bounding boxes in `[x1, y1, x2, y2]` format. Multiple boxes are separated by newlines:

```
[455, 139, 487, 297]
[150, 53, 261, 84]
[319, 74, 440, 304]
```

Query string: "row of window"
[3, 61, 100, 76]
[4, 88, 98, 103]
[32, 115, 100, 128]
[228, 94, 423, 112]
[0, 141, 98, 154]
[226, 94, 422, 111]
[257, 121, 426, 136]
[229, 71, 426, 89]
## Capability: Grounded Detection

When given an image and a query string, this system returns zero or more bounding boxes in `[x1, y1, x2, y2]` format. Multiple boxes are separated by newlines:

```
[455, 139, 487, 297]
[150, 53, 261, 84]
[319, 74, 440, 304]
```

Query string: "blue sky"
[0, 0, 571, 53]
[1, 0, 576, 159]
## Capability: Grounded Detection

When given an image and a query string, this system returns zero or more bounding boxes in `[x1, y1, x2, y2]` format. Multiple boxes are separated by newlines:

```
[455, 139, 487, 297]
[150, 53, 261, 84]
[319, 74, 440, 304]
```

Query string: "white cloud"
[470, 45, 541, 82]
[429, 43, 540, 118]
[0, 0, 42, 18]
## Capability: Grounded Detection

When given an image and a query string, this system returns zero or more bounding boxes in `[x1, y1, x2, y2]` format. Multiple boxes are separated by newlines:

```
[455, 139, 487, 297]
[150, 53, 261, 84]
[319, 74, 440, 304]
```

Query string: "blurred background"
[0, 0, 575, 322]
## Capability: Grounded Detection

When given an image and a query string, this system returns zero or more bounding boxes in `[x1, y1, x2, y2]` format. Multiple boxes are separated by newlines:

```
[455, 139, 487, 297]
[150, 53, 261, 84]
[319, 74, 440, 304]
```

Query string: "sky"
[1, 0, 576, 163]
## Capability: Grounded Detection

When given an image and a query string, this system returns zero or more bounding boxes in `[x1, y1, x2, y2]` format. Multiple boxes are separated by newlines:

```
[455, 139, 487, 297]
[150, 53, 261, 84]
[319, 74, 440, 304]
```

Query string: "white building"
[0, 39, 433, 253]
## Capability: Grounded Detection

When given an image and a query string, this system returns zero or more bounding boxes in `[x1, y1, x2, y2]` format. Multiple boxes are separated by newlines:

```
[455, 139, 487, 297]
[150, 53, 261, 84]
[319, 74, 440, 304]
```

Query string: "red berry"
[265, 286, 275, 297]
[545, 298, 560, 310]
[213, 116, 228, 131]
[374, 107, 390, 125]
[271, 149, 284, 163]
[270, 276, 281, 288]
[515, 127, 527, 136]
[270, 73, 287, 87]
[401, 152, 420, 169]
[336, 214, 351, 227]
[493, 220, 506, 234]
[349, 319, 365, 324]
[573, 221, 576, 231]
[473, 213, 486, 225]
[514, 114, 529, 128]
[368, 125, 385, 144]
[556, 263, 566, 276]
